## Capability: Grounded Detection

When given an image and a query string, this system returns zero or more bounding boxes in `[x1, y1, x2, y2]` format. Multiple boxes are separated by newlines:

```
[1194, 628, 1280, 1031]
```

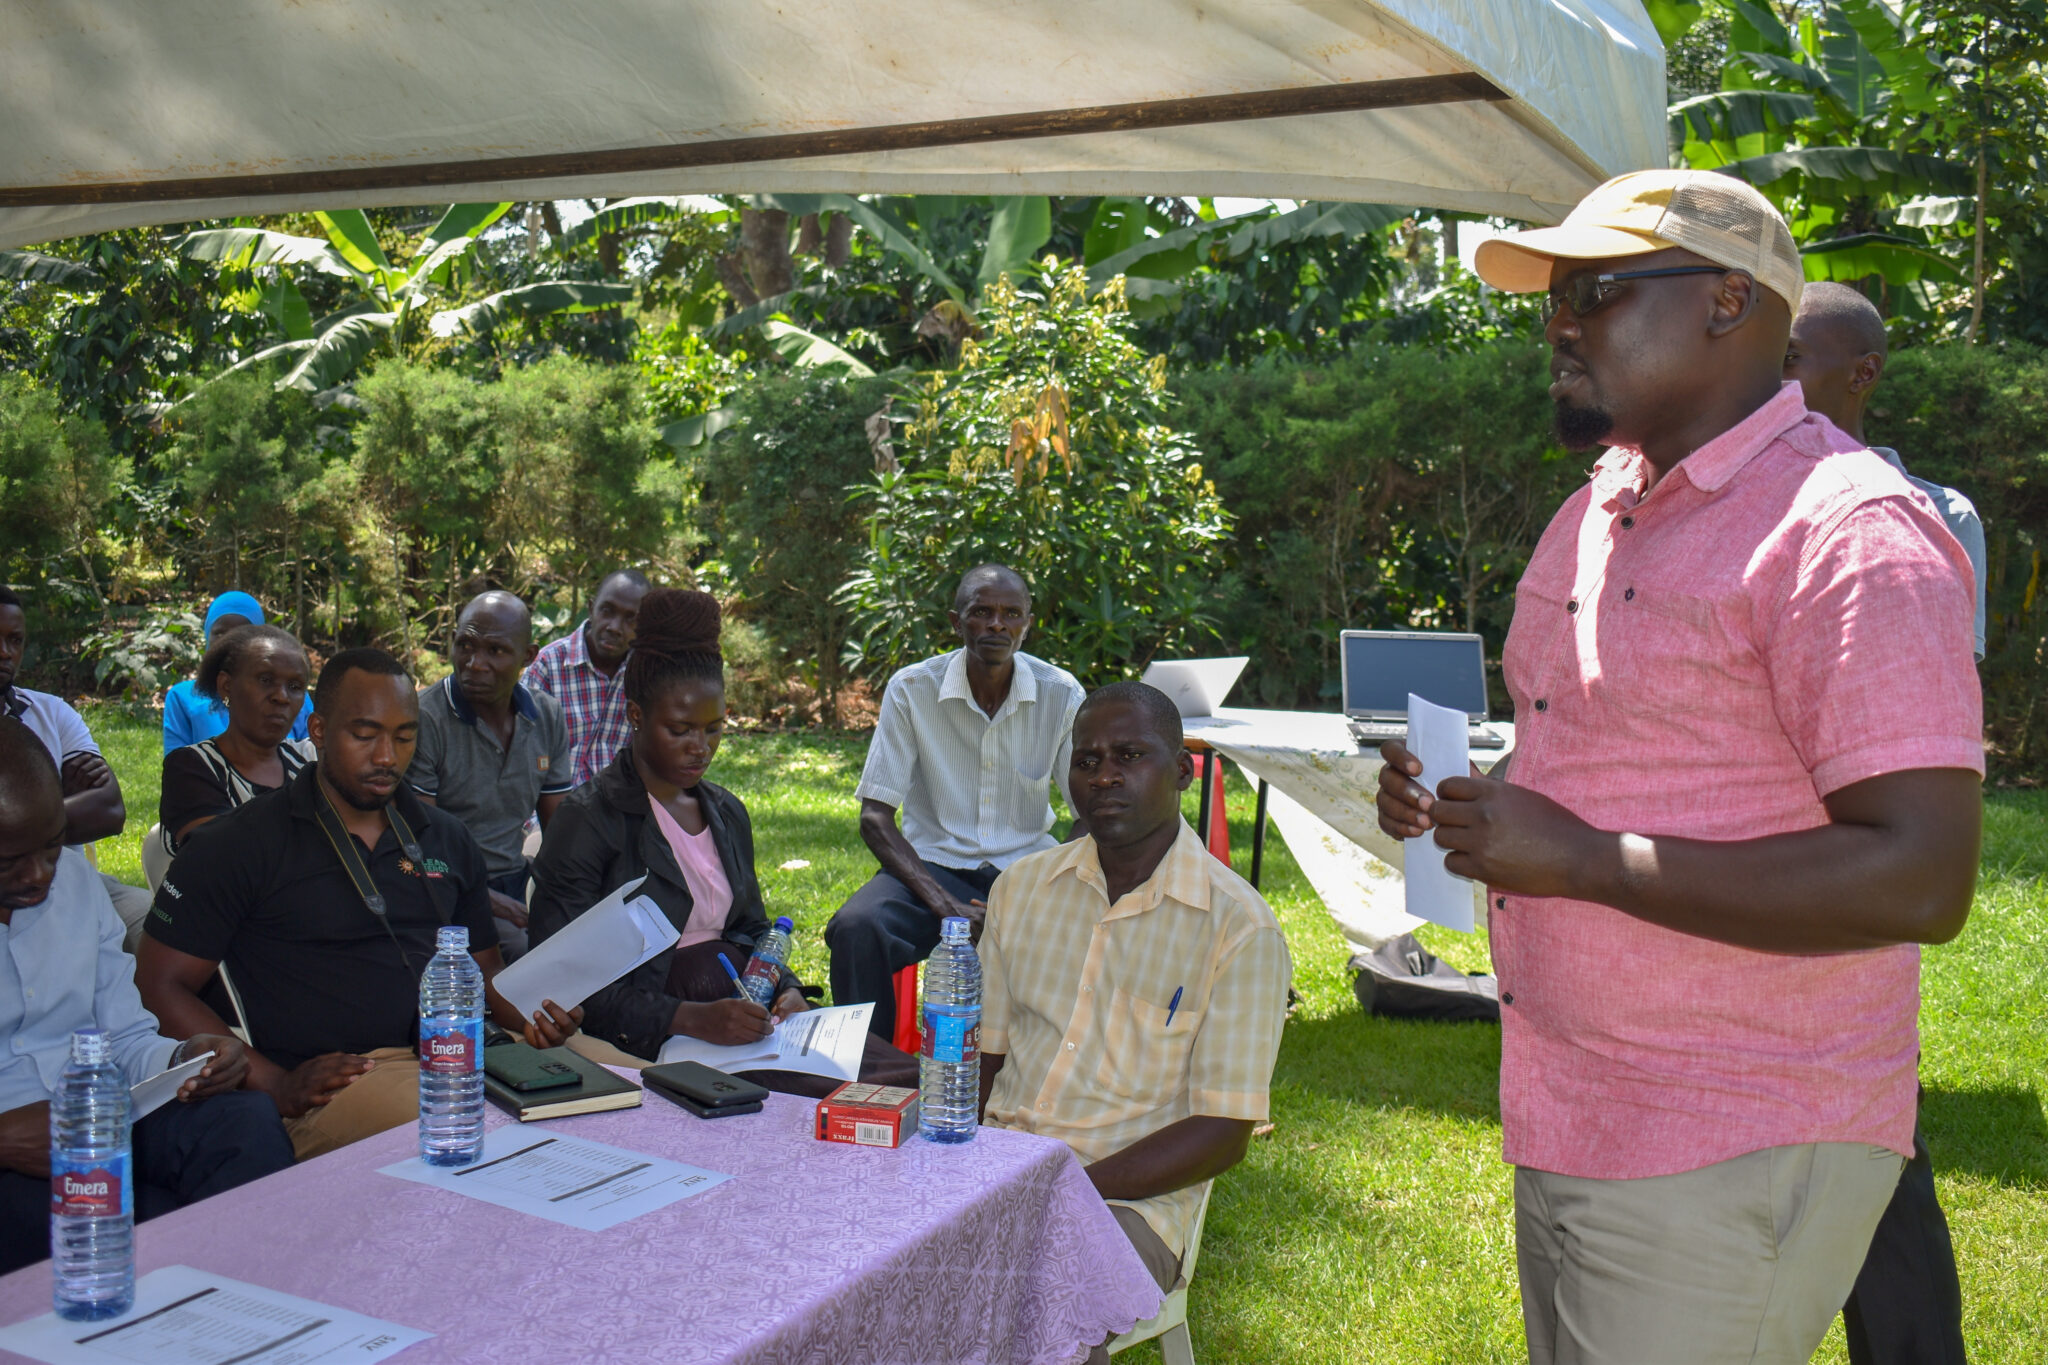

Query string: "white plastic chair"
[141, 823, 171, 891]
[1109, 1186, 1211, 1364]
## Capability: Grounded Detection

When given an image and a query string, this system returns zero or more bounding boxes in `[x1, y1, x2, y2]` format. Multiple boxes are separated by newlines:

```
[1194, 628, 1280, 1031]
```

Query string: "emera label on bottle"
[420, 1018, 483, 1075]
[922, 1010, 980, 1064]
[51, 1155, 130, 1218]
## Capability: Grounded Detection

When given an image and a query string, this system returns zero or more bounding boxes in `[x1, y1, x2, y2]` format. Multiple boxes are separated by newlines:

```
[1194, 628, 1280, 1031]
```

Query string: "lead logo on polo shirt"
[51, 1154, 131, 1218]
[397, 856, 452, 880]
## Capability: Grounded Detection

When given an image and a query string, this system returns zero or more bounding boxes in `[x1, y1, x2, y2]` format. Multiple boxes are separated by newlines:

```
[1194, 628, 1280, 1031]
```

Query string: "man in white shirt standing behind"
[827, 565, 1084, 1040]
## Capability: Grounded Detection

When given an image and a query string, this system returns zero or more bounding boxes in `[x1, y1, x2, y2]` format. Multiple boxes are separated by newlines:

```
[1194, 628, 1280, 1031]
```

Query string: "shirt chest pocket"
[1093, 986, 1202, 1107]
[1594, 586, 1753, 717]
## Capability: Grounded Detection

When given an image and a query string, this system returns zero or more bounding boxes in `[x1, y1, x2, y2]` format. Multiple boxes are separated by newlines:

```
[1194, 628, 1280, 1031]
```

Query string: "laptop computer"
[1339, 630, 1507, 750]
[1140, 657, 1250, 718]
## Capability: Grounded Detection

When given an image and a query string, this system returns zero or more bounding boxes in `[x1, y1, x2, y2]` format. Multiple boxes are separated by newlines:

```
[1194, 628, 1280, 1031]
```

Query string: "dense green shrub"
[698, 370, 892, 723]
[0, 372, 126, 594]
[1871, 342, 2048, 778]
[842, 265, 1230, 682]
[1172, 343, 1576, 710]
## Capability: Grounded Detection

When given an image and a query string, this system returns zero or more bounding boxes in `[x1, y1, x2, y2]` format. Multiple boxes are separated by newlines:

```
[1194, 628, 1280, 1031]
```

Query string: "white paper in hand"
[1403, 692, 1475, 932]
[129, 1050, 213, 1122]
[493, 875, 674, 1019]
[657, 1001, 873, 1081]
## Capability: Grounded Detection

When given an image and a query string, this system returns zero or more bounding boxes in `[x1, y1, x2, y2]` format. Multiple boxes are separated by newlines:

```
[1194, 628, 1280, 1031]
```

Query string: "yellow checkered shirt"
[980, 819, 1292, 1256]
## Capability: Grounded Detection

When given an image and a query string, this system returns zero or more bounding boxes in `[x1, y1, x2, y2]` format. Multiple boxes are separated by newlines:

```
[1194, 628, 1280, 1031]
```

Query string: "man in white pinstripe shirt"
[826, 565, 1084, 1040]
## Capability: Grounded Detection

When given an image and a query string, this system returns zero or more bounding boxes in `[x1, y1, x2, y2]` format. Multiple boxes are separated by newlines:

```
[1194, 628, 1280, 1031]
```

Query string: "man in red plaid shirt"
[524, 570, 648, 788]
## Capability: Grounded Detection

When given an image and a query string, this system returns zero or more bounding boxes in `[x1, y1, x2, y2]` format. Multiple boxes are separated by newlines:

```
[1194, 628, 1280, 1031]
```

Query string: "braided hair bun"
[623, 587, 723, 705]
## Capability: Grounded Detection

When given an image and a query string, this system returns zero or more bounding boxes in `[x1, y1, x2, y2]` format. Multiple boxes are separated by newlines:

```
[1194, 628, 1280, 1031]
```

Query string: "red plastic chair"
[1190, 752, 1231, 863]
[892, 963, 922, 1055]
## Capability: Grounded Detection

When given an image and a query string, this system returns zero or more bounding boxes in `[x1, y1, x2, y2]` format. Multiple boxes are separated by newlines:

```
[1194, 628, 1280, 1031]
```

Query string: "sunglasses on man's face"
[1541, 265, 1732, 322]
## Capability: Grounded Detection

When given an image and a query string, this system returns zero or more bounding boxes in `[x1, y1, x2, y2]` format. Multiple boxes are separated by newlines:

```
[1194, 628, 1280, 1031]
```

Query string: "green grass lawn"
[82, 704, 2048, 1362]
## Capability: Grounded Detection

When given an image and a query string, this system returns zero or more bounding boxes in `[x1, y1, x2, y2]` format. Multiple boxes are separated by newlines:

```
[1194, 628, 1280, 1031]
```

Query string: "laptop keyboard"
[1348, 719, 1508, 750]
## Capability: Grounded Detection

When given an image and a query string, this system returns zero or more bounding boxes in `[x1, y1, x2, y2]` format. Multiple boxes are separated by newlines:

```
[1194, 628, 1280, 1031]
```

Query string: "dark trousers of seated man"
[1843, 1117, 1968, 1365]
[826, 862, 1001, 1040]
[1084, 1206, 1183, 1365]
[569, 937, 920, 1098]
[488, 866, 532, 962]
[0, 1092, 293, 1275]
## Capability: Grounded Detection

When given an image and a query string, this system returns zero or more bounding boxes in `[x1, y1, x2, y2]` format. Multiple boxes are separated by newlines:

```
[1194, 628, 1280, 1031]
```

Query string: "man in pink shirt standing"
[1377, 170, 1983, 1363]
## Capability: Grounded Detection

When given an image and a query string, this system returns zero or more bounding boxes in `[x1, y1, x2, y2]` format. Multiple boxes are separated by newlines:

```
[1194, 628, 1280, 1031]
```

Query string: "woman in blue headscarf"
[161, 592, 312, 753]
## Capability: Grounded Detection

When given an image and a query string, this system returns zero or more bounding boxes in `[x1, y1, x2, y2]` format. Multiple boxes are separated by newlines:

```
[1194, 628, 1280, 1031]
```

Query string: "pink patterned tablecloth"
[0, 1092, 1163, 1364]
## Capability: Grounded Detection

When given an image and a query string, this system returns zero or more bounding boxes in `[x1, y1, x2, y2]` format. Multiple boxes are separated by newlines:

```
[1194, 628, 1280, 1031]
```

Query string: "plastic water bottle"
[418, 925, 486, 1166]
[920, 916, 982, 1144]
[739, 917, 795, 1008]
[50, 1028, 134, 1321]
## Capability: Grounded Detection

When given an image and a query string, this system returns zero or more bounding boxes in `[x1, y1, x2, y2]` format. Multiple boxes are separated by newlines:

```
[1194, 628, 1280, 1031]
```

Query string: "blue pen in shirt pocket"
[1166, 986, 1184, 1026]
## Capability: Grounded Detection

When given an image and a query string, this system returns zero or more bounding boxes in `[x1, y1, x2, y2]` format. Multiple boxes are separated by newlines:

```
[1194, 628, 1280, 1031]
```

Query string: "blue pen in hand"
[1166, 986, 1184, 1026]
[717, 953, 750, 1002]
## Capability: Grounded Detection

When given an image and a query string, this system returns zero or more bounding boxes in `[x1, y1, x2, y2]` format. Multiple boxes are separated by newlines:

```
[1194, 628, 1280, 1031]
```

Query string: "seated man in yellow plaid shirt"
[977, 681, 1292, 1362]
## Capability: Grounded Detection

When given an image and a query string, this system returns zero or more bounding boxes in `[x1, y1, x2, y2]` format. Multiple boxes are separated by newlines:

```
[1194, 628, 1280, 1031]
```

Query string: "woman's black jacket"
[529, 748, 801, 1061]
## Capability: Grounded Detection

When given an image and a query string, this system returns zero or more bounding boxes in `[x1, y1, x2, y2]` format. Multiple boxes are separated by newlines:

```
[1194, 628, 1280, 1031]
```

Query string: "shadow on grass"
[1277, 1007, 1502, 1123]
[1924, 1083, 2048, 1188]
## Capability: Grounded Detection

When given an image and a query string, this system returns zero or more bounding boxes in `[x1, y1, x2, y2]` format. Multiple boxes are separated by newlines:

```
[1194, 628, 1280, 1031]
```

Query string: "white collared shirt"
[855, 649, 1083, 870]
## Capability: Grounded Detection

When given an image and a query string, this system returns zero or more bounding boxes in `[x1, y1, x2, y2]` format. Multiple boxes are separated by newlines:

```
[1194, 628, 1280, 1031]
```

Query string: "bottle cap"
[436, 925, 470, 952]
[774, 916, 794, 932]
[941, 916, 971, 941]
[70, 1027, 109, 1061]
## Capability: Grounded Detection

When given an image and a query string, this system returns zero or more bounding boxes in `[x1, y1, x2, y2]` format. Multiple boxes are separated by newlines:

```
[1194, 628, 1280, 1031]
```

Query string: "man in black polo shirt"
[136, 649, 579, 1159]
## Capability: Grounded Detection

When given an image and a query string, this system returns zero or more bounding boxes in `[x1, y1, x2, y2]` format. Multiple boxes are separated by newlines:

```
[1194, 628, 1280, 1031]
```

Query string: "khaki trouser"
[1516, 1142, 1906, 1365]
[282, 1047, 421, 1161]
[1085, 1204, 1182, 1365]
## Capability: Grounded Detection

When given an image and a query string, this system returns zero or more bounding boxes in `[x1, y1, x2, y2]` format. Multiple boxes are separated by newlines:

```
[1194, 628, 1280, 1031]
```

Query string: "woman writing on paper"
[528, 588, 917, 1096]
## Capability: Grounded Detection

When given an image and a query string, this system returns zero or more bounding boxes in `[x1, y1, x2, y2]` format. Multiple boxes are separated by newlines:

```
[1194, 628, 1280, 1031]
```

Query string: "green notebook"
[482, 1041, 643, 1122]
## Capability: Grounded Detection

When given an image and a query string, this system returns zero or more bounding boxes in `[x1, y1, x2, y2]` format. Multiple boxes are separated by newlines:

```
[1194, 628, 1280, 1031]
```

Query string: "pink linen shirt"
[1494, 383, 1982, 1181]
[523, 623, 633, 790]
[646, 797, 733, 951]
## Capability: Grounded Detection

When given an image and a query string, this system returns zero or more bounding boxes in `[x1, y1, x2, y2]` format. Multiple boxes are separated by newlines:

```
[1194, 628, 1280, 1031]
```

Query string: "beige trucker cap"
[1474, 168, 1804, 314]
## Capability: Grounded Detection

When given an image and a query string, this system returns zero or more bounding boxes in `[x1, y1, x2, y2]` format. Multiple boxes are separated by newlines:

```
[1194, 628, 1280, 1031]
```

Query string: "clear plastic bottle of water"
[919, 916, 982, 1144]
[50, 1028, 134, 1321]
[418, 925, 485, 1166]
[739, 916, 795, 1008]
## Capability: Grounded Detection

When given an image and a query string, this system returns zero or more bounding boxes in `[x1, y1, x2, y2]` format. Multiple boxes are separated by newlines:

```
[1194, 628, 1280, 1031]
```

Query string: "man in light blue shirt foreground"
[0, 717, 292, 1275]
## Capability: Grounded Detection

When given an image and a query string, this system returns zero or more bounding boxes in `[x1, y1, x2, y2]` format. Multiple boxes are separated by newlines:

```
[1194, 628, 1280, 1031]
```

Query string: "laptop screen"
[1342, 632, 1488, 720]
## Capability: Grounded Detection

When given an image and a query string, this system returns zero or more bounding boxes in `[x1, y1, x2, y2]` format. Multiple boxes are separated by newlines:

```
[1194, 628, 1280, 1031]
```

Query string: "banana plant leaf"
[1801, 233, 1965, 285]
[704, 287, 823, 340]
[659, 405, 740, 450]
[416, 203, 511, 258]
[1835, 0, 1944, 114]
[314, 210, 392, 275]
[171, 228, 359, 280]
[977, 197, 1053, 287]
[1643, 0, 1703, 47]
[1722, 146, 1973, 197]
[1896, 195, 1970, 227]
[760, 319, 874, 377]
[279, 311, 395, 391]
[1670, 90, 1817, 145]
[429, 280, 637, 336]
[554, 196, 730, 251]
[0, 250, 102, 289]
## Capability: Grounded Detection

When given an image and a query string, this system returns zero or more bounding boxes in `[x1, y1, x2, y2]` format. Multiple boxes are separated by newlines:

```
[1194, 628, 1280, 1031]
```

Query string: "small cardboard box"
[816, 1081, 921, 1148]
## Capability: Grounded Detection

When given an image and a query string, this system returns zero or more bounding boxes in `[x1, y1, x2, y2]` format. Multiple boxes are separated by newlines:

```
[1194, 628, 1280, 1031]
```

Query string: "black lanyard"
[313, 783, 452, 977]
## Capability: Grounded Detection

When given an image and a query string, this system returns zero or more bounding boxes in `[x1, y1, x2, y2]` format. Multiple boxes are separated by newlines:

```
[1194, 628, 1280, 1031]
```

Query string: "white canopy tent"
[0, 0, 1665, 249]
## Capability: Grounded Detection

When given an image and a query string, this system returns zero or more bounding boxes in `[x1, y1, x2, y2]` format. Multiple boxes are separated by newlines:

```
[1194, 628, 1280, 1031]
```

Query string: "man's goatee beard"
[1553, 400, 1616, 451]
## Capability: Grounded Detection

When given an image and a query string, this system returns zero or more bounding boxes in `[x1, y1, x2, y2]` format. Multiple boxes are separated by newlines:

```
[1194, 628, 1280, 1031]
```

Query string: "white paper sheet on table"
[0, 1264, 430, 1365]
[492, 875, 672, 1019]
[1404, 692, 1476, 932]
[378, 1125, 730, 1232]
[656, 1001, 873, 1081]
[128, 1051, 212, 1123]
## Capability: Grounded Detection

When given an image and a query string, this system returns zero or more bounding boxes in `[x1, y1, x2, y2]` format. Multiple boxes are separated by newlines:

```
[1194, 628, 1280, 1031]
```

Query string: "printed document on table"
[1403, 692, 1476, 932]
[0, 1264, 429, 1365]
[129, 1050, 212, 1122]
[493, 875, 673, 1019]
[379, 1125, 730, 1232]
[656, 1001, 872, 1080]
